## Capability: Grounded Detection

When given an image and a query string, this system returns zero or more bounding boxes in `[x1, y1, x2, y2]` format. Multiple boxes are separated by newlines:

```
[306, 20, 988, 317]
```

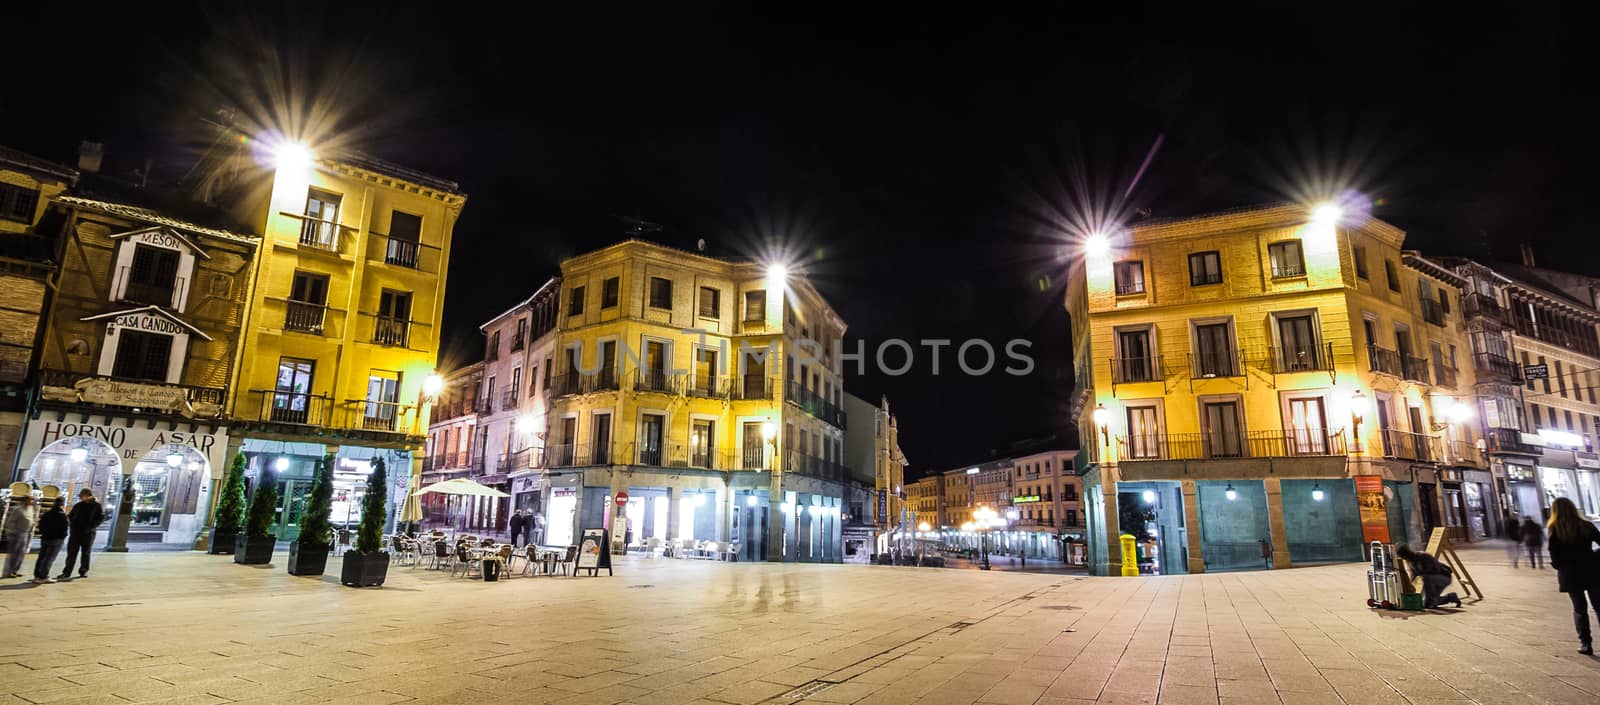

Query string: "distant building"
[420, 361, 484, 528]
[842, 392, 907, 555]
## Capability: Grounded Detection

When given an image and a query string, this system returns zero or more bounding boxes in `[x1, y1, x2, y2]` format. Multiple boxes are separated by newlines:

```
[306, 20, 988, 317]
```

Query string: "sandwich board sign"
[576, 527, 613, 576]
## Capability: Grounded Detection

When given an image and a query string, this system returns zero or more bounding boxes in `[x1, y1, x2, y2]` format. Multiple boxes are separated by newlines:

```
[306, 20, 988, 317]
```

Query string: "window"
[639, 413, 665, 465]
[1188, 251, 1222, 286]
[529, 365, 539, 397]
[122, 244, 181, 307]
[1268, 241, 1305, 278]
[1126, 406, 1161, 459]
[543, 357, 553, 389]
[1114, 328, 1155, 382]
[271, 358, 315, 423]
[691, 419, 714, 467]
[375, 290, 411, 346]
[1384, 259, 1400, 292]
[699, 286, 720, 318]
[1353, 245, 1369, 280]
[283, 271, 328, 334]
[694, 348, 719, 394]
[512, 317, 527, 351]
[1276, 314, 1319, 371]
[745, 290, 767, 322]
[1113, 261, 1145, 295]
[568, 286, 585, 316]
[1288, 397, 1328, 454]
[1201, 400, 1243, 458]
[0, 183, 40, 223]
[601, 277, 619, 308]
[648, 277, 672, 309]
[364, 371, 401, 430]
[1193, 322, 1235, 377]
[112, 330, 172, 382]
[487, 331, 501, 361]
[385, 211, 422, 268]
[300, 188, 342, 248]
[1438, 288, 1451, 315]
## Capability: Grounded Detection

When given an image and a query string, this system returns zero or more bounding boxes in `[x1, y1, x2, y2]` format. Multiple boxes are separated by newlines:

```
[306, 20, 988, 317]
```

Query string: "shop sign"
[72, 377, 190, 413]
[1576, 453, 1600, 469]
[1523, 363, 1549, 380]
[1506, 465, 1536, 481]
[1354, 475, 1390, 544]
[111, 312, 188, 337]
[1012, 495, 1041, 503]
[576, 527, 612, 575]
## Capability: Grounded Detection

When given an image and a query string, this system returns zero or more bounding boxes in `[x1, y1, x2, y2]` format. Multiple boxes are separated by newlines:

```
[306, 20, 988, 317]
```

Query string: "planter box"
[341, 550, 389, 587]
[208, 527, 240, 555]
[287, 542, 331, 576]
[234, 534, 276, 565]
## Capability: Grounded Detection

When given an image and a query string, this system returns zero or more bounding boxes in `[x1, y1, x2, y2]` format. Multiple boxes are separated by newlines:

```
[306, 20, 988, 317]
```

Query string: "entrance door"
[741, 502, 768, 561]
[275, 478, 314, 541]
[1417, 484, 1439, 536]
[1407, 406, 1429, 460]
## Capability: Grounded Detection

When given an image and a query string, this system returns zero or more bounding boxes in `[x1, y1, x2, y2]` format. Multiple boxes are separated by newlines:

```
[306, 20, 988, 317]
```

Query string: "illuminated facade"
[842, 392, 907, 553]
[538, 239, 849, 562]
[224, 150, 466, 541]
[468, 278, 560, 531]
[1068, 203, 1482, 575]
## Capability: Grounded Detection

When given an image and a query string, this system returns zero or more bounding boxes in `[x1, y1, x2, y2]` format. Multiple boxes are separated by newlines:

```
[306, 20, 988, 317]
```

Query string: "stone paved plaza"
[2, 542, 1598, 705]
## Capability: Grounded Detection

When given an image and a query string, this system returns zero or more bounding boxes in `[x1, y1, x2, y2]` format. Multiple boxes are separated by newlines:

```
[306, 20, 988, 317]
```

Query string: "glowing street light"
[1142, 489, 1156, 504]
[1224, 482, 1238, 501]
[514, 414, 539, 435]
[1445, 399, 1474, 424]
[1312, 202, 1343, 226]
[272, 141, 314, 172]
[1084, 231, 1111, 258]
[973, 505, 1000, 570]
[761, 421, 777, 440]
[766, 263, 788, 281]
[918, 521, 931, 532]
[274, 457, 291, 473]
[422, 373, 445, 399]
[1091, 403, 1110, 427]
[1311, 483, 1326, 502]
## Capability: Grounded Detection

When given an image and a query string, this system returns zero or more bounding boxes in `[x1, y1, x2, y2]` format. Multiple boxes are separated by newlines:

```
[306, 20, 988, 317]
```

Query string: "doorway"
[1115, 481, 1187, 575]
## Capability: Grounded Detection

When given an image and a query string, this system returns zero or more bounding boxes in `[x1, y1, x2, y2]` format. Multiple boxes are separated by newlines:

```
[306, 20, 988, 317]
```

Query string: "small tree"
[297, 453, 336, 547]
[214, 453, 248, 531]
[355, 456, 388, 554]
[246, 461, 279, 538]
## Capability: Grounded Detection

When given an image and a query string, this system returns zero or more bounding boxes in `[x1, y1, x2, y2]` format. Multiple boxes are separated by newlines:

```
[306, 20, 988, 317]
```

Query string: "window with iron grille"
[1113, 261, 1145, 295]
[1268, 240, 1305, 278]
[649, 277, 672, 309]
[1188, 251, 1222, 286]
[0, 183, 40, 223]
[112, 329, 172, 382]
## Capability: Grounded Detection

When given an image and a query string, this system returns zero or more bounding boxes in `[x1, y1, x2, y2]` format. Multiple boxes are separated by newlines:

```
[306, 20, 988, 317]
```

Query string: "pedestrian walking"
[1506, 513, 1524, 566]
[508, 509, 525, 547]
[1545, 497, 1600, 655]
[1522, 516, 1546, 569]
[2, 494, 38, 578]
[1396, 544, 1463, 609]
[58, 489, 104, 580]
[32, 497, 68, 584]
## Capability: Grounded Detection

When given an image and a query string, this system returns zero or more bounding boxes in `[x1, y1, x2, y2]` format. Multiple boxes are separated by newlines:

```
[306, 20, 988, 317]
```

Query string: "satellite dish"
[697, 238, 706, 252]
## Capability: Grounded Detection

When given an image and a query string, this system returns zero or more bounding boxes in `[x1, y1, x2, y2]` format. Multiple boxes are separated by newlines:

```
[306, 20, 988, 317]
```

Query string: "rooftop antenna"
[613, 214, 663, 238]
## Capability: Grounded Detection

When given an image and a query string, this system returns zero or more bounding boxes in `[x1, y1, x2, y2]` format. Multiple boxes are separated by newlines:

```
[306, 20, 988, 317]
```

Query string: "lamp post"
[973, 505, 998, 570]
[1092, 404, 1110, 448]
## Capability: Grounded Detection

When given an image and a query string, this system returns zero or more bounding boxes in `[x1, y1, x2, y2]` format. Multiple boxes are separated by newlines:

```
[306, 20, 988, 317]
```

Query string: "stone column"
[714, 481, 728, 544]
[1264, 477, 1293, 569]
[1182, 480, 1205, 574]
[1097, 467, 1124, 576]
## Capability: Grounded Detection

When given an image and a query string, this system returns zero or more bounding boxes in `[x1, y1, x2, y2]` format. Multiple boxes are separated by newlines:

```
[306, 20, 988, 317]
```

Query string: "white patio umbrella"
[411, 478, 510, 533]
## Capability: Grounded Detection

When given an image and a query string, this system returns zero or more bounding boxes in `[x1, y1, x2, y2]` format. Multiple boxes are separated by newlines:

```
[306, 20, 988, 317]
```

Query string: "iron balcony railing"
[284, 300, 326, 334]
[384, 238, 420, 268]
[118, 266, 182, 308]
[1270, 258, 1306, 279]
[373, 316, 409, 347]
[1111, 355, 1163, 384]
[1421, 297, 1446, 326]
[1189, 349, 1242, 378]
[1114, 279, 1145, 296]
[1381, 428, 1443, 462]
[257, 390, 334, 426]
[784, 450, 848, 482]
[350, 399, 407, 432]
[732, 375, 772, 400]
[1269, 343, 1334, 373]
[298, 217, 340, 251]
[1401, 355, 1431, 384]
[547, 443, 590, 468]
[1367, 346, 1402, 376]
[689, 374, 729, 399]
[1473, 352, 1521, 383]
[1484, 427, 1541, 455]
[1448, 440, 1486, 468]
[1462, 292, 1503, 322]
[500, 389, 518, 411]
[634, 369, 679, 394]
[1117, 429, 1347, 461]
[509, 334, 525, 352]
[499, 448, 540, 471]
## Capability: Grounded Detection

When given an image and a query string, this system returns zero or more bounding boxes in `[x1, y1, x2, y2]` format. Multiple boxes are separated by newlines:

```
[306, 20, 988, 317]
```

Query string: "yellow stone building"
[1067, 203, 1484, 575]
[539, 239, 849, 562]
[222, 149, 466, 541]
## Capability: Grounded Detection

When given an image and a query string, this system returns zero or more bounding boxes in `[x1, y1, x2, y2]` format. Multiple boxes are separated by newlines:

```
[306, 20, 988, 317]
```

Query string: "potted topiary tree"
[235, 461, 279, 564]
[341, 456, 390, 587]
[288, 453, 335, 575]
[208, 453, 248, 554]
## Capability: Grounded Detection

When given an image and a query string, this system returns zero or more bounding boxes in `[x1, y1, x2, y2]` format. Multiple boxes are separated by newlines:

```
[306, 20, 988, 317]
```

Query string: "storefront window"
[1280, 479, 1361, 564]
[1541, 466, 1577, 508]
[1196, 480, 1272, 572]
[547, 488, 576, 546]
[1578, 472, 1600, 517]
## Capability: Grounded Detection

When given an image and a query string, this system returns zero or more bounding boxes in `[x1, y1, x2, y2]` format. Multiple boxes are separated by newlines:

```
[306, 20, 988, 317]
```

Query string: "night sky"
[5, 3, 1597, 478]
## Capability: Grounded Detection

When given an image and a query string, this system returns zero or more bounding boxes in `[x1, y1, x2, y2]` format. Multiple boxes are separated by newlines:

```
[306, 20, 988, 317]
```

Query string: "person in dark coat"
[32, 497, 69, 584]
[1396, 544, 1463, 609]
[1521, 516, 1546, 569]
[508, 510, 526, 548]
[58, 489, 105, 580]
[1506, 513, 1524, 566]
[1545, 497, 1600, 655]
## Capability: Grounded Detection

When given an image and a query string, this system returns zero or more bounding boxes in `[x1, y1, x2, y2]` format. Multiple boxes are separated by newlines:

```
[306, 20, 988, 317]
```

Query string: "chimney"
[77, 141, 103, 173]
[1520, 242, 1536, 268]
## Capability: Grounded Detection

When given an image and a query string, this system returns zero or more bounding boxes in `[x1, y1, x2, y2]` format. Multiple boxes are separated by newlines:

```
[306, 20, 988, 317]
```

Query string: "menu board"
[576, 527, 612, 575]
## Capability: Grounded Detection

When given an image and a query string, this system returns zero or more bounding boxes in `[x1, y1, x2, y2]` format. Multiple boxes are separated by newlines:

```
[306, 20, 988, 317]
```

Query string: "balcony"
[37, 368, 227, 414]
[1434, 365, 1459, 389]
[256, 390, 334, 426]
[1462, 293, 1503, 323]
[1269, 343, 1334, 374]
[297, 217, 341, 252]
[634, 369, 679, 395]
[784, 450, 848, 482]
[350, 399, 406, 432]
[500, 388, 518, 411]
[284, 300, 326, 335]
[1484, 427, 1541, 455]
[784, 381, 845, 428]
[1117, 430, 1346, 461]
[509, 335, 525, 352]
[500, 448, 540, 471]
[384, 238, 420, 269]
[1189, 349, 1242, 379]
[1111, 355, 1163, 384]
[1448, 440, 1486, 468]
[1401, 355, 1431, 384]
[1421, 297, 1446, 326]
[1367, 346, 1401, 376]
[372, 316, 409, 347]
[688, 374, 729, 399]
[1381, 428, 1442, 462]
[1472, 352, 1521, 383]
[731, 375, 772, 400]
[1114, 280, 1145, 296]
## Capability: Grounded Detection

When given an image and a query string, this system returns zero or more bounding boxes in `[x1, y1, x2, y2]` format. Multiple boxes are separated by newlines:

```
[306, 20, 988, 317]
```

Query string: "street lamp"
[1084, 231, 1111, 258]
[761, 421, 777, 471]
[973, 505, 998, 570]
[1349, 391, 1369, 452]
[422, 373, 445, 400]
[1092, 404, 1110, 447]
